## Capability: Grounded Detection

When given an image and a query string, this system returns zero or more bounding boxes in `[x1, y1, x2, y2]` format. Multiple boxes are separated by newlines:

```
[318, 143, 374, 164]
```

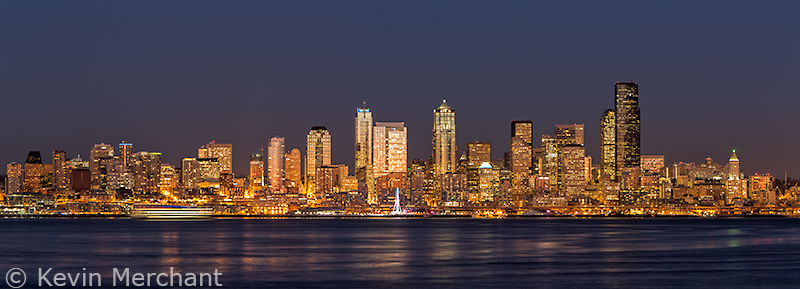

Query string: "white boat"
[131, 205, 214, 219]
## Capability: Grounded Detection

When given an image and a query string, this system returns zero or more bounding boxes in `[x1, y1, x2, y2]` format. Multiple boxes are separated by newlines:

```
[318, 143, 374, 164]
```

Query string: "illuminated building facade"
[466, 141, 491, 169]
[355, 106, 374, 201]
[510, 136, 531, 195]
[615, 82, 640, 180]
[561, 144, 586, 197]
[181, 158, 200, 188]
[541, 134, 558, 188]
[285, 148, 302, 189]
[53, 150, 69, 191]
[373, 122, 407, 178]
[725, 150, 747, 204]
[640, 155, 665, 173]
[555, 124, 584, 194]
[432, 100, 457, 176]
[119, 142, 133, 169]
[601, 109, 616, 180]
[511, 120, 533, 144]
[268, 136, 285, 191]
[748, 174, 774, 196]
[159, 164, 177, 193]
[132, 152, 161, 194]
[197, 158, 220, 180]
[250, 152, 265, 190]
[6, 162, 22, 195]
[306, 126, 331, 196]
[201, 142, 233, 174]
[23, 151, 49, 193]
[90, 144, 114, 190]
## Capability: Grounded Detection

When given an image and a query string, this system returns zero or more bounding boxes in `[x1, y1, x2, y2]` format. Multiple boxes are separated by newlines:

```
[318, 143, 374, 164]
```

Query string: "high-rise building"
[600, 109, 616, 180]
[90, 144, 114, 190]
[355, 106, 374, 200]
[23, 151, 48, 193]
[554, 124, 585, 194]
[285, 148, 302, 188]
[510, 136, 532, 195]
[197, 158, 220, 180]
[132, 152, 161, 194]
[53, 150, 69, 191]
[541, 134, 558, 186]
[6, 162, 22, 195]
[432, 100, 457, 176]
[728, 150, 740, 180]
[511, 120, 533, 144]
[555, 124, 584, 146]
[726, 150, 747, 204]
[560, 144, 586, 197]
[268, 136, 285, 192]
[466, 141, 491, 168]
[159, 164, 177, 193]
[119, 142, 133, 169]
[373, 122, 407, 178]
[181, 158, 200, 189]
[615, 82, 640, 180]
[306, 126, 331, 196]
[250, 152, 265, 190]
[200, 142, 233, 174]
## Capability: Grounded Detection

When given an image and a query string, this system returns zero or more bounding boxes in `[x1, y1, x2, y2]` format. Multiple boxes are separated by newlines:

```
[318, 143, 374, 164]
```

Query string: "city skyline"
[1, 1, 799, 177]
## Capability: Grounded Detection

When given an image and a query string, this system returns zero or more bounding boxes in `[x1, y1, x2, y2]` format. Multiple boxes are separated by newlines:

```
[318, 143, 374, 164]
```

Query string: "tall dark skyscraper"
[614, 82, 640, 180]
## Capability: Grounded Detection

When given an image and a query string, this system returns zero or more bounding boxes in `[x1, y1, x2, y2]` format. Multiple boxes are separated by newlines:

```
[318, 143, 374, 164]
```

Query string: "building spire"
[729, 150, 739, 162]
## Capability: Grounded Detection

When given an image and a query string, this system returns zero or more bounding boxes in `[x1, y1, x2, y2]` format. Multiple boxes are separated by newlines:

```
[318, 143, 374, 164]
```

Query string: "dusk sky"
[2, 1, 799, 177]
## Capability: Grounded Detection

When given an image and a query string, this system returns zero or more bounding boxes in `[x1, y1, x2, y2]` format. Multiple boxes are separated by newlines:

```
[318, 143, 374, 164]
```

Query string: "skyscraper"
[181, 157, 200, 189]
[466, 141, 491, 168]
[432, 100, 457, 176]
[53, 150, 69, 191]
[90, 144, 114, 190]
[615, 82, 640, 180]
[554, 124, 585, 194]
[511, 120, 533, 144]
[5, 162, 22, 195]
[201, 142, 233, 174]
[600, 109, 616, 180]
[355, 106, 374, 200]
[268, 136, 285, 192]
[23, 151, 47, 193]
[373, 122, 407, 178]
[726, 150, 747, 204]
[132, 152, 161, 194]
[306, 126, 331, 196]
[249, 152, 265, 190]
[119, 142, 133, 169]
[285, 148, 302, 189]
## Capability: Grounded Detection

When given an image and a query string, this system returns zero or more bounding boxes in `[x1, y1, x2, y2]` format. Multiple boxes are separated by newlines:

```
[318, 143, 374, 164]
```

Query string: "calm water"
[1, 218, 800, 288]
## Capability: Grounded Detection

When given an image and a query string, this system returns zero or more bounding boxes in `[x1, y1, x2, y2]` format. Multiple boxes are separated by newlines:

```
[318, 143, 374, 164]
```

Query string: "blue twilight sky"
[1, 1, 799, 177]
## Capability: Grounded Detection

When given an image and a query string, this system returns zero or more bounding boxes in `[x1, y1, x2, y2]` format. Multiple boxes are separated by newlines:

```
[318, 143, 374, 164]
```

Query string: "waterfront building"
[268, 136, 285, 192]
[159, 164, 177, 194]
[601, 109, 616, 180]
[615, 82, 640, 181]
[432, 100, 457, 176]
[373, 122, 407, 178]
[748, 174, 774, 197]
[306, 126, 331, 197]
